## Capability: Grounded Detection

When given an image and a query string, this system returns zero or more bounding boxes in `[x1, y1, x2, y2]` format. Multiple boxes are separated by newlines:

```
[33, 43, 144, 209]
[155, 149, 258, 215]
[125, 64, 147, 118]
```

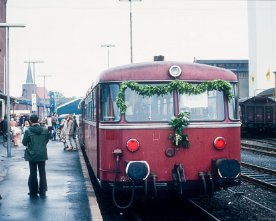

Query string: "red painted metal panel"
[98, 126, 240, 182]
[96, 62, 237, 84]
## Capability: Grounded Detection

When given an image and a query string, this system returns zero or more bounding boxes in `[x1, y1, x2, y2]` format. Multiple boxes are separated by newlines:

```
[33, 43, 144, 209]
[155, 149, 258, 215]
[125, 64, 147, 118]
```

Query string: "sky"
[6, 0, 248, 98]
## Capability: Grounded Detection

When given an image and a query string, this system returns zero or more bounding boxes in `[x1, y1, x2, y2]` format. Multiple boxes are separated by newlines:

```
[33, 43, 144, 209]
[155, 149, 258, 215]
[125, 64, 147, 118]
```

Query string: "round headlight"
[169, 65, 182, 78]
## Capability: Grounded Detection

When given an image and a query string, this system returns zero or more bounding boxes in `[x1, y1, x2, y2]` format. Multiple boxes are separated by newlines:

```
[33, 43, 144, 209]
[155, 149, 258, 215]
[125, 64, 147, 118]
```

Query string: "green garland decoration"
[168, 112, 190, 148]
[116, 79, 233, 114]
[115, 79, 233, 148]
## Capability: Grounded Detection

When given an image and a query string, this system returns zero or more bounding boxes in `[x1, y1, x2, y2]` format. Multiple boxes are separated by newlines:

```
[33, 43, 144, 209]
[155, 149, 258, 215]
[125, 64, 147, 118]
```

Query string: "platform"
[0, 138, 103, 221]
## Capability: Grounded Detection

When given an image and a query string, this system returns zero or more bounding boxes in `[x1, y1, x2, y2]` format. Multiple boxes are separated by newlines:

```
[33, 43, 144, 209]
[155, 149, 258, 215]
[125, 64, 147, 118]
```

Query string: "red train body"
[79, 61, 241, 208]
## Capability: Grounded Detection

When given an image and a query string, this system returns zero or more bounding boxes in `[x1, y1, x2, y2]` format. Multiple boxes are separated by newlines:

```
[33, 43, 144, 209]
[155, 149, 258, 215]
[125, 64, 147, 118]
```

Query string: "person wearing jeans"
[22, 114, 49, 198]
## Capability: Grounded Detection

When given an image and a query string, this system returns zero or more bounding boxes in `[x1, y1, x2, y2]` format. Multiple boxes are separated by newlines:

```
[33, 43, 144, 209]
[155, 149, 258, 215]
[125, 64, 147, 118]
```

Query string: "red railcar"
[79, 61, 241, 208]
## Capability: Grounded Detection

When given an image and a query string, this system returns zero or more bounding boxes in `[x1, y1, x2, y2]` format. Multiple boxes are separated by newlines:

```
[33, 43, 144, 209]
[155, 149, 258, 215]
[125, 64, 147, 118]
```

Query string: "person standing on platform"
[22, 114, 49, 198]
[10, 118, 21, 147]
[46, 115, 53, 140]
[72, 115, 79, 150]
[59, 116, 68, 149]
[21, 120, 30, 141]
[1, 115, 8, 147]
[51, 112, 58, 141]
[64, 115, 76, 151]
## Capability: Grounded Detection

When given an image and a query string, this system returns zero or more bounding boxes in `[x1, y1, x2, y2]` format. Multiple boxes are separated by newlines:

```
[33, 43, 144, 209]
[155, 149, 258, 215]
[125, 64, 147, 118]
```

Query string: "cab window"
[179, 90, 225, 121]
[124, 86, 174, 122]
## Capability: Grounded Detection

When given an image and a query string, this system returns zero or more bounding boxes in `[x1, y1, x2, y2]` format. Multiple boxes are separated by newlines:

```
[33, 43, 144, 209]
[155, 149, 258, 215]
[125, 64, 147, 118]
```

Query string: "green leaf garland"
[115, 79, 233, 148]
[116, 79, 233, 114]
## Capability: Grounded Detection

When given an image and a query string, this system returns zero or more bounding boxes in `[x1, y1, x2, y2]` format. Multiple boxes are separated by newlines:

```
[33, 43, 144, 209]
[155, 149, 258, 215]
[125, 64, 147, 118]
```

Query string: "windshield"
[100, 82, 235, 123]
[179, 90, 225, 121]
[124, 87, 174, 122]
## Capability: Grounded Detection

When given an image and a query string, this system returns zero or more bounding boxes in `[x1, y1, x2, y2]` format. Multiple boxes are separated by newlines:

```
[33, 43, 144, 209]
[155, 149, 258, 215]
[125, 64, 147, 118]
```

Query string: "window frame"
[178, 89, 226, 122]
[100, 83, 121, 123]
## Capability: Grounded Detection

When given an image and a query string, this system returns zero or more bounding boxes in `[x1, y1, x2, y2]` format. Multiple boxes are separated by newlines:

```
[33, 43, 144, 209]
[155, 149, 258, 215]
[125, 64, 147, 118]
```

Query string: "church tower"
[22, 63, 36, 100]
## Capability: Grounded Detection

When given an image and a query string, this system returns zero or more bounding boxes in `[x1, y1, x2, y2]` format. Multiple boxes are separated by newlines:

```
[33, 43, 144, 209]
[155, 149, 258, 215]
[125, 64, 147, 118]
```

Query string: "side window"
[83, 88, 97, 121]
[84, 104, 88, 120]
[228, 84, 240, 120]
[100, 84, 120, 122]
[92, 90, 97, 122]
[88, 96, 92, 120]
[84, 97, 91, 120]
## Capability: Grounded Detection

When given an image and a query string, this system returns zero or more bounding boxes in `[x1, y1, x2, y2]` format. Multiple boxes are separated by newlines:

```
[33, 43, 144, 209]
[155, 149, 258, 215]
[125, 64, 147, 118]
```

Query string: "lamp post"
[38, 75, 51, 120]
[101, 44, 115, 68]
[0, 23, 25, 157]
[119, 0, 141, 64]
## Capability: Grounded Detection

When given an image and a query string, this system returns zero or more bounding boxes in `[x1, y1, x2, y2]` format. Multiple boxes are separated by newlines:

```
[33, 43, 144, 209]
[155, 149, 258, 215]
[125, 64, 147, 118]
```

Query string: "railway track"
[241, 162, 276, 192]
[188, 199, 221, 221]
[228, 189, 276, 215]
[242, 138, 276, 147]
[241, 141, 276, 157]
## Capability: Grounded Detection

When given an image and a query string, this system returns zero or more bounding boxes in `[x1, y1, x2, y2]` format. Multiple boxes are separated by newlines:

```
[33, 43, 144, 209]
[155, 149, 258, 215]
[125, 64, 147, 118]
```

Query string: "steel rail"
[241, 141, 276, 151]
[241, 145, 276, 157]
[241, 165, 276, 192]
[241, 138, 276, 147]
[241, 162, 276, 176]
[188, 199, 221, 221]
[228, 189, 276, 214]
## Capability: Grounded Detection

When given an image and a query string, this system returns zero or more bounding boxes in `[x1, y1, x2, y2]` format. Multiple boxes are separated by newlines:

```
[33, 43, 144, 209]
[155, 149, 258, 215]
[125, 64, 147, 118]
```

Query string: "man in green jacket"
[22, 114, 49, 198]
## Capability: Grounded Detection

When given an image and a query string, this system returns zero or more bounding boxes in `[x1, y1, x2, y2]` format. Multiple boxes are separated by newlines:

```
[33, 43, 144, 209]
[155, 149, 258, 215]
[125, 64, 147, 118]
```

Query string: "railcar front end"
[82, 62, 241, 209]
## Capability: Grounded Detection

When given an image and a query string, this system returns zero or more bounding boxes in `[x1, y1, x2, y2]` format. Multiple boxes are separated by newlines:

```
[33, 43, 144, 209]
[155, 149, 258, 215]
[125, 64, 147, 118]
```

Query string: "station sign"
[32, 94, 37, 111]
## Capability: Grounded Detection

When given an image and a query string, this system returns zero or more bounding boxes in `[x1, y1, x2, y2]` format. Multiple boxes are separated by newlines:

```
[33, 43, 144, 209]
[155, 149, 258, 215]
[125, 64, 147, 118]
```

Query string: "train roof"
[94, 61, 237, 85]
[239, 96, 276, 105]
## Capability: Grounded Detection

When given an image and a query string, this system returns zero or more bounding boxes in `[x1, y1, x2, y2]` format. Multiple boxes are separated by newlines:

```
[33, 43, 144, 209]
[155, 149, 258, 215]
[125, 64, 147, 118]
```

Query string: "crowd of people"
[0, 113, 80, 199]
[0, 112, 80, 151]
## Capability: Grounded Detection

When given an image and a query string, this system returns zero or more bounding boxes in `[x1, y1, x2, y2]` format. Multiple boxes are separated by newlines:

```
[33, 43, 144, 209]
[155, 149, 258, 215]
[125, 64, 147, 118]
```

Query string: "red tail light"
[214, 137, 226, 150]
[126, 139, 140, 152]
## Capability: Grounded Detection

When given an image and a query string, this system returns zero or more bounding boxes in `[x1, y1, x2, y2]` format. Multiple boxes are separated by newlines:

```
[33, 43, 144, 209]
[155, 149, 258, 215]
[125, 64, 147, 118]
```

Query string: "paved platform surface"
[0, 137, 103, 221]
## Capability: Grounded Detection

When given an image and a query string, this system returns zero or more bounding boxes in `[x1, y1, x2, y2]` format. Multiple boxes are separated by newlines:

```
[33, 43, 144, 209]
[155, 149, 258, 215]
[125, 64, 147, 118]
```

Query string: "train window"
[92, 90, 97, 122]
[100, 84, 120, 122]
[124, 86, 174, 122]
[179, 90, 224, 121]
[83, 88, 97, 121]
[228, 84, 240, 120]
[84, 104, 88, 120]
